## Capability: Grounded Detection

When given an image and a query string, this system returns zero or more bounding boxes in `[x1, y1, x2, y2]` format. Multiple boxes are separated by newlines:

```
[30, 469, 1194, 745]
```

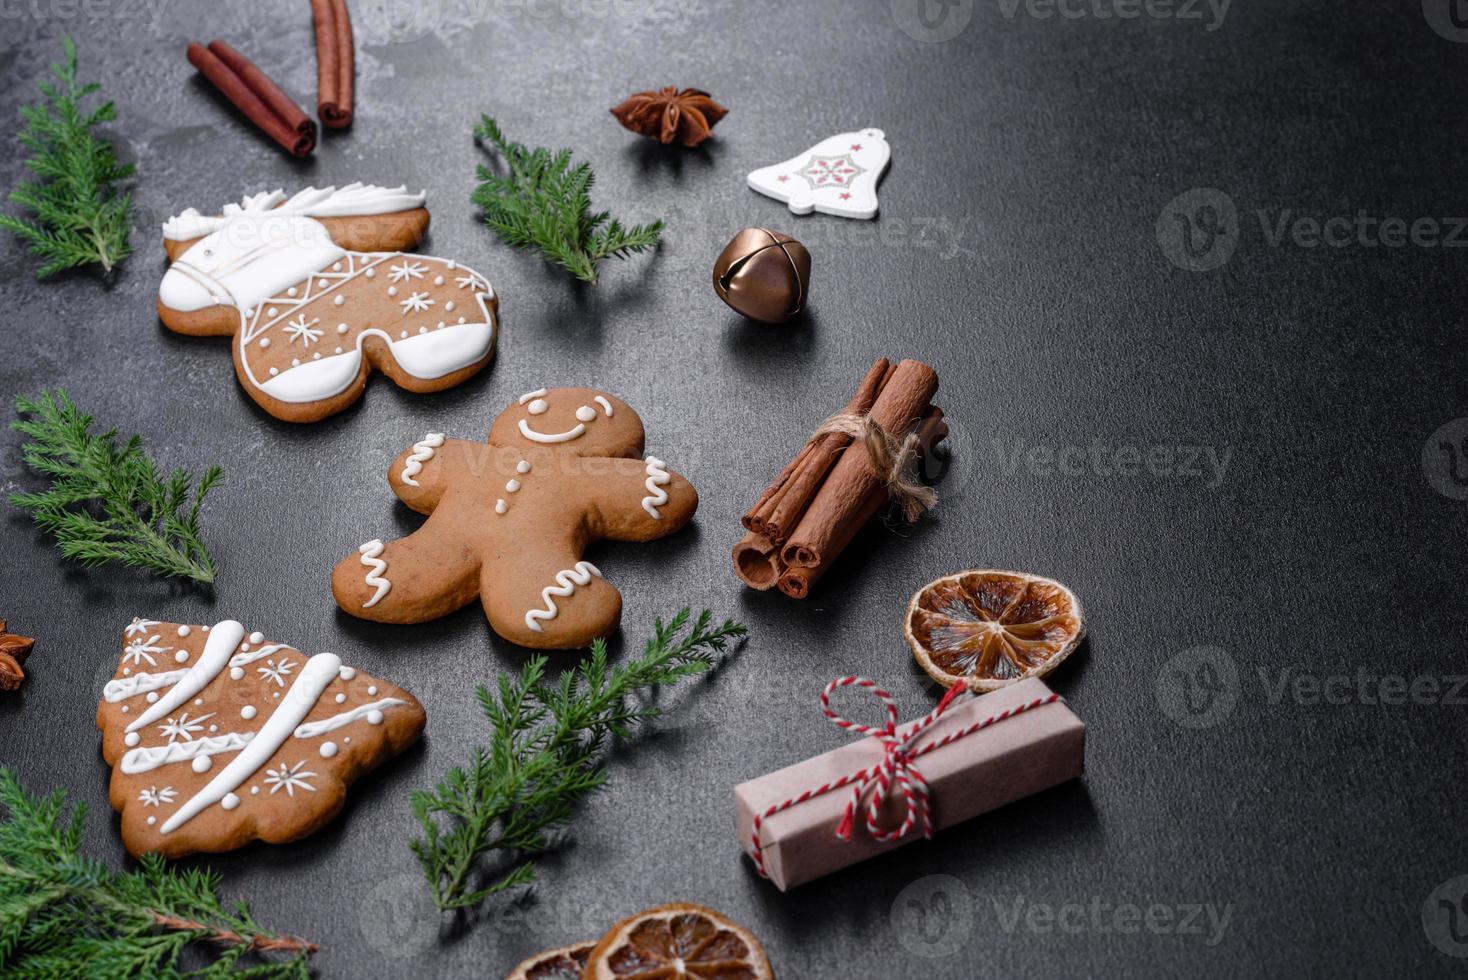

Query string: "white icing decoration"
[594, 396, 614, 416]
[147, 693, 159, 703]
[575, 405, 597, 422]
[524, 562, 603, 633]
[178, 626, 192, 637]
[123, 635, 166, 667]
[257, 658, 296, 686]
[339, 667, 356, 681]
[249, 631, 265, 644]
[104, 668, 188, 703]
[251, 786, 260, 795]
[124, 732, 140, 747]
[294, 698, 408, 739]
[139, 786, 176, 807]
[161, 654, 341, 832]
[126, 618, 160, 637]
[230, 667, 245, 680]
[335, 693, 346, 704]
[505, 479, 520, 493]
[519, 419, 585, 443]
[517, 460, 531, 474]
[175, 650, 189, 663]
[401, 433, 445, 486]
[263, 760, 317, 797]
[495, 499, 508, 515]
[518, 388, 547, 404]
[161, 184, 427, 240]
[320, 741, 338, 758]
[259, 338, 270, 348]
[527, 399, 549, 415]
[192, 756, 213, 774]
[400, 291, 434, 313]
[241, 706, 257, 719]
[147, 816, 156, 825]
[229, 644, 292, 669]
[367, 685, 377, 696]
[368, 710, 384, 724]
[126, 621, 246, 734]
[158, 711, 215, 744]
[285, 314, 323, 345]
[221, 793, 240, 810]
[642, 457, 671, 520]
[358, 540, 391, 608]
[121, 733, 255, 775]
[388, 260, 427, 282]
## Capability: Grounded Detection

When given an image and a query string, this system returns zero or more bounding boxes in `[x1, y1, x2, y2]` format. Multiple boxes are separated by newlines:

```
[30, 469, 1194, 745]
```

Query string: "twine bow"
[748, 677, 1062, 880]
[812, 413, 937, 522]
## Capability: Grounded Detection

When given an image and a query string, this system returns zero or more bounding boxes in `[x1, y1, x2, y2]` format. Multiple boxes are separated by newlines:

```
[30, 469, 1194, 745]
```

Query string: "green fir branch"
[412, 609, 746, 911]
[471, 115, 663, 284]
[9, 390, 223, 584]
[0, 36, 134, 279]
[0, 768, 317, 977]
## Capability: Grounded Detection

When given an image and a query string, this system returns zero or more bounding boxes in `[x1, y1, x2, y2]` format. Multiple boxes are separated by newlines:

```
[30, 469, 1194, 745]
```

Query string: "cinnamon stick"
[777, 409, 947, 599]
[311, 0, 355, 129]
[187, 41, 316, 157]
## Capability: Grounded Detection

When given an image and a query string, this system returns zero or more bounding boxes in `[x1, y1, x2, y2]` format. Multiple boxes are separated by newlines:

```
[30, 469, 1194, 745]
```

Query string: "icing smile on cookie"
[516, 388, 613, 444]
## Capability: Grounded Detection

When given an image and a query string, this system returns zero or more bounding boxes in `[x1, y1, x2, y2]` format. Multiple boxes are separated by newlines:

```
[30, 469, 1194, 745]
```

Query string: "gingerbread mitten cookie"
[97, 618, 426, 858]
[158, 184, 498, 423]
[331, 387, 698, 649]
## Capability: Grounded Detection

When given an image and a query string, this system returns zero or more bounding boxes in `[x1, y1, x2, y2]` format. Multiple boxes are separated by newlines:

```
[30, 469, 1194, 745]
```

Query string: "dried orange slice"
[905, 570, 1085, 691]
[507, 941, 594, 980]
[583, 903, 774, 980]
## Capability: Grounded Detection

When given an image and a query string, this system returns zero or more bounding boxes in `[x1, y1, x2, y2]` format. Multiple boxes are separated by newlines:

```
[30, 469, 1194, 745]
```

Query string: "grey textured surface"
[2, 1, 1467, 977]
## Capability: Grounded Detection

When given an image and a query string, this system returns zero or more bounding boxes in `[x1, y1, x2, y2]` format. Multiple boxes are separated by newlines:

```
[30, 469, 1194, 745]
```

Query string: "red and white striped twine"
[749, 677, 1062, 880]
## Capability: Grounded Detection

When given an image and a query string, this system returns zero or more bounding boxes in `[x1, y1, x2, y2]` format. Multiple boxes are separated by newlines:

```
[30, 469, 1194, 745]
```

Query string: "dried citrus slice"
[583, 903, 774, 980]
[506, 941, 594, 980]
[905, 569, 1085, 691]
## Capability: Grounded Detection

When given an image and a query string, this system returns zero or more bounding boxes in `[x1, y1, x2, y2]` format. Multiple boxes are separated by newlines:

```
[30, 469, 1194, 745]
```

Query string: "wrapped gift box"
[734, 677, 1085, 891]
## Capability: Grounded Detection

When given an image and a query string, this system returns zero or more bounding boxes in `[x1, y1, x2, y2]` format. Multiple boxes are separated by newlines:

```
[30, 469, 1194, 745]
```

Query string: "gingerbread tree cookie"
[157, 184, 498, 424]
[331, 387, 698, 649]
[97, 618, 425, 859]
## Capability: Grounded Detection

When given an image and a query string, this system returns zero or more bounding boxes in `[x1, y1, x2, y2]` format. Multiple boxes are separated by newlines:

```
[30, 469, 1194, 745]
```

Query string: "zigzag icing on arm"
[125, 621, 246, 734]
[401, 433, 445, 486]
[358, 540, 391, 608]
[103, 669, 189, 702]
[293, 698, 408, 738]
[161, 653, 341, 834]
[122, 733, 256, 775]
[641, 456, 671, 520]
[524, 562, 603, 633]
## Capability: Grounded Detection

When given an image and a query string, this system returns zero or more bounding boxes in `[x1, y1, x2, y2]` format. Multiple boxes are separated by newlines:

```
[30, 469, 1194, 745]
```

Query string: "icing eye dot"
[527, 399, 549, 415]
[576, 405, 597, 422]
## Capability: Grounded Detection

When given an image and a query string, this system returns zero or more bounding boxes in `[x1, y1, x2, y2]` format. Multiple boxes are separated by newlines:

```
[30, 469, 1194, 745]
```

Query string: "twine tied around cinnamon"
[810, 412, 938, 522]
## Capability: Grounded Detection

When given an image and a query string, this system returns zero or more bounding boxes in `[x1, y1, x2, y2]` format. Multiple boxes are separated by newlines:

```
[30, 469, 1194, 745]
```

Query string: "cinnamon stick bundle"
[187, 41, 317, 157]
[311, 0, 355, 129]
[733, 358, 947, 598]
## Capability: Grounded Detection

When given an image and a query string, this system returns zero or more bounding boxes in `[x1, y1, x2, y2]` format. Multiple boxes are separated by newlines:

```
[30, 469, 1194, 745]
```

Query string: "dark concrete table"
[2, 1, 1465, 976]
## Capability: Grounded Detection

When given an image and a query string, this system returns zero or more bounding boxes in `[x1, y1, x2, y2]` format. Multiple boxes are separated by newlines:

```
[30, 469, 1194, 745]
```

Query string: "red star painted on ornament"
[777, 175, 789, 182]
[839, 192, 851, 200]
[851, 144, 863, 151]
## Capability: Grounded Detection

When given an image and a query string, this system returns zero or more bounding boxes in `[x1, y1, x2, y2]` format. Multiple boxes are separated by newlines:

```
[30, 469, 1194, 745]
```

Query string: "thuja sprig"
[471, 115, 664, 284]
[412, 609, 747, 912]
[0, 768, 317, 977]
[0, 36, 134, 279]
[10, 390, 224, 584]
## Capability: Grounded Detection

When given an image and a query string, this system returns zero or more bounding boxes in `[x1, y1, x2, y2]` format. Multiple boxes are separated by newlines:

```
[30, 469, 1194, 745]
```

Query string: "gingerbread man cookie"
[97, 618, 426, 858]
[331, 387, 698, 649]
[157, 184, 498, 423]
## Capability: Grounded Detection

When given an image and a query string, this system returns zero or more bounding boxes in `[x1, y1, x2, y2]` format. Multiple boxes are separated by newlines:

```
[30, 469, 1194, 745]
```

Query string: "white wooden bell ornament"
[746, 128, 891, 220]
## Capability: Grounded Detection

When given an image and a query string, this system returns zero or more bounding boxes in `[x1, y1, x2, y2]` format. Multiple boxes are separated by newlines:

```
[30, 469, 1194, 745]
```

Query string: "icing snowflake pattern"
[257, 658, 296, 687]
[399, 291, 434, 314]
[126, 618, 160, 637]
[387, 260, 427, 282]
[264, 760, 317, 797]
[795, 153, 865, 189]
[123, 636, 166, 667]
[138, 786, 177, 807]
[284, 314, 324, 346]
[158, 711, 214, 743]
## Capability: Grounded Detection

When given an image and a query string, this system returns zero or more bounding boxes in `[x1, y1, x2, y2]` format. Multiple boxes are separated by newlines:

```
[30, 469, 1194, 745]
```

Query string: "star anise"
[0, 620, 35, 692]
[611, 87, 728, 147]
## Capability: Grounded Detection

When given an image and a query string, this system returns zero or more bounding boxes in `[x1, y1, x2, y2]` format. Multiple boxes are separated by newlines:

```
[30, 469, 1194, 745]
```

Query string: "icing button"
[365, 268, 376, 278]
[259, 338, 270, 348]
[337, 323, 348, 334]
[506, 480, 520, 493]
[495, 499, 508, 514]
[517, 460, 531, 473]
